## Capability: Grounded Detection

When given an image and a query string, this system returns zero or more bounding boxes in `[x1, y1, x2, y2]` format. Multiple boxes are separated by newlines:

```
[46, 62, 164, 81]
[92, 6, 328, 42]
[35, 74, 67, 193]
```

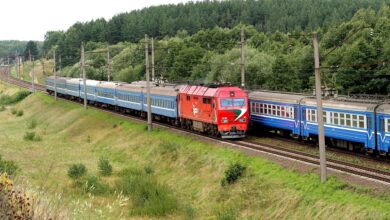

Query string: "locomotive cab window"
[221, 98, 245, 107]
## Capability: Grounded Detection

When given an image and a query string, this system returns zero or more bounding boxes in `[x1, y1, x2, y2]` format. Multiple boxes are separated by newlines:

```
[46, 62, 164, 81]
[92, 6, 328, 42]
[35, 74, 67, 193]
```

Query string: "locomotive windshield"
[220, 98, 246, 107]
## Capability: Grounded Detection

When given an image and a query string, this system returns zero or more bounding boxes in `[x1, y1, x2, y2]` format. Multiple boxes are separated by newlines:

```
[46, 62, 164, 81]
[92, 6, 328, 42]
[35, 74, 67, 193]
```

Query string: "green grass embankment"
[0, 90, 389, 219]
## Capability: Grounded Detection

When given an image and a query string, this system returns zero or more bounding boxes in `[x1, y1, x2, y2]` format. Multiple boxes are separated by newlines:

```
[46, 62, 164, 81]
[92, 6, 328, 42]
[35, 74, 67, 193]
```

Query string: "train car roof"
[116, 83, 144, 93]
[85, 79, 101, 86]
[96, 81, 120, 89]
[375, 103, 390, 114]
[66, 78, 82, 84]
[249, 91, 308, 104]
[303, 98, 376, 112]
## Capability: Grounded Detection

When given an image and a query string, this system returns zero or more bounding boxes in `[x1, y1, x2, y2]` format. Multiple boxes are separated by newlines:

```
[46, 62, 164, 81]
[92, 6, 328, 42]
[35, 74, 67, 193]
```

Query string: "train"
[249, 91, 390, 155]
[46, 76, 248, 139]
[46, 76, 390, 155]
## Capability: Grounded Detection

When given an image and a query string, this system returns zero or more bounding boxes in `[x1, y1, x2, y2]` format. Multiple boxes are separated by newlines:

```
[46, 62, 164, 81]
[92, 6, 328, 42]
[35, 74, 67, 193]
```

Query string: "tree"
[24, 41, 39, 60]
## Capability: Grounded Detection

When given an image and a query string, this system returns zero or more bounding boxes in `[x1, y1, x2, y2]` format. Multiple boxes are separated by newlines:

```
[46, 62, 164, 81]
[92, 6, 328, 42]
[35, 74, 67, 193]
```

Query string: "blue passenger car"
[46, 76, 68, 95]
[80, 80, 100, 101]
[300, 98, 375, 151]
[115, 83, 143, 111]
[65, 78, 81, 97]
[95, 82, 117, 106]
[145, 85, 180, 119]
[249, 91, 305, 137]
[375, 104, 390, 154]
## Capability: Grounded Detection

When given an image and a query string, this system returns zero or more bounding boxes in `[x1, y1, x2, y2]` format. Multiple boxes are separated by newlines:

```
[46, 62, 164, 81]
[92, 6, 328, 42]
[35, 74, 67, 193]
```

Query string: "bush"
[98, 158, 112, 176]
[0, 90, 31, 105]
[16, 110, 23, 117]
[0, 155, 18, 175]
[83, 175, 109, 195]
[115, 168, 178, 216]
[23, 132, 41, 141]
[10, 108, 17, 115]
[68, 163, 87, 180]
[27, 119, 37, 129]
[221, 163, 246, 186]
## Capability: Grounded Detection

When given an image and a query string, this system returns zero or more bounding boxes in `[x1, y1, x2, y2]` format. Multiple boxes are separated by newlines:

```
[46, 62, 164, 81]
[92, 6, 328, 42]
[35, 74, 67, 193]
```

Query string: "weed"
[16, 110, 23, 117]
[221, 163, 246, 186]
[87, 135, 91, 143]
[98, 157, 112, 176]
[115, 167, 178, 216]
[10, 108, 17, 115]
[112, 123, 117, 128]
[144, 166, 154, 174]
[26, 119, 37, 129]
[0, 155, 18, 175]
[159, 141, 179, 160]
[68, 163, 87, 180]
[23, 132, 41, 141]
[83, 175, 109, 195]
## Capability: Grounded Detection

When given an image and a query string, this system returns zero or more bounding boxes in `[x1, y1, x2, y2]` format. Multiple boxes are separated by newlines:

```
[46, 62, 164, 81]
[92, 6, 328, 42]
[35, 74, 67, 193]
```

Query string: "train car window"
[272, 105, 276, 115]
[352, 115, 358, 127]
[258, 103, 262, 113]
[345, 114, 351, 126]
[359, 115, 365, 128]
[276, 106, 280, 116]
[334, 112, 339, 125]
[340, 113, 345, 126]
[386, 119, 390, 132]
[323, 111, 327, 123]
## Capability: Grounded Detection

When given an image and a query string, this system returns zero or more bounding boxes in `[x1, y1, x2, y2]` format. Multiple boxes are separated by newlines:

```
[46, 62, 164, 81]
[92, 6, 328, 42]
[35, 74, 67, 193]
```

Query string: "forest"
[5, 0, 390, 94]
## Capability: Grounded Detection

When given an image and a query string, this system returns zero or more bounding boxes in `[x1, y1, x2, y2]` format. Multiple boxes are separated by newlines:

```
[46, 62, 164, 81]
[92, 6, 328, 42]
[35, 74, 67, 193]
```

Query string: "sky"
[0, 0, 192, 41]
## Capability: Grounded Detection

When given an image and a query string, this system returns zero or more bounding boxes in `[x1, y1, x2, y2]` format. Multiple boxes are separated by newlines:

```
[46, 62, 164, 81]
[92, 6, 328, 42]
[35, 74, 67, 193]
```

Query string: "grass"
[0, 90, 388, 219]
[9, 60, 53, 85]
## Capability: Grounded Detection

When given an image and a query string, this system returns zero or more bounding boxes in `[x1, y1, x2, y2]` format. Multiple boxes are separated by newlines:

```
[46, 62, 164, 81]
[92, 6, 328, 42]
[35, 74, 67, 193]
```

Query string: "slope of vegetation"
[0, 86, 389, 219]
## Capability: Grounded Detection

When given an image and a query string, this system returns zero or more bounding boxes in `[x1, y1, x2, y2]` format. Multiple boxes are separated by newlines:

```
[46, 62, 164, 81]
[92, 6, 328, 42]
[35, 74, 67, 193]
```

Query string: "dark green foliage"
[144, 166, 154, 174]
[23, 132, 41, 141]
[98, 157, 113, 176]
[68, 163, 87, 180]
[38, 2, 390, 95]
[16, 110, 23, 117]
[83, 175, 109, 195]
[221, 163, 246, 186]
[0, 91, 31, 105]
[24, 41, 39, 60]
[0, 155, 19, 175]
[115, 167, 178, 216]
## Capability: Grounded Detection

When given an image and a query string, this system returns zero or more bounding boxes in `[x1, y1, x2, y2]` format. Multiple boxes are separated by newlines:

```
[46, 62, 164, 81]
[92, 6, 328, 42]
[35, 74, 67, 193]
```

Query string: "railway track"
[1, 71, 389, 185]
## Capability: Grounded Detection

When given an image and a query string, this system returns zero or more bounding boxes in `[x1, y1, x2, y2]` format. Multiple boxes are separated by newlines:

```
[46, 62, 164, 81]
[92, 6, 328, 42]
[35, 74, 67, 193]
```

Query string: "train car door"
[377, 115, 385, 152]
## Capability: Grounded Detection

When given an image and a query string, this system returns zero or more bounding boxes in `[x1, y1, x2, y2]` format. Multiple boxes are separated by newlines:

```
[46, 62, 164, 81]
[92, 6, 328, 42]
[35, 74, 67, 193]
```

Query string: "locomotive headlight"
[221, 117, 228, 123]
[239, 117, 246, 122]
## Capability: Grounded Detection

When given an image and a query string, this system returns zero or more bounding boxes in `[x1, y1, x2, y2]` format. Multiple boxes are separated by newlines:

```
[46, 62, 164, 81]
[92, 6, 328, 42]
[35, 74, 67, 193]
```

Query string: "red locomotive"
[178, 85, 248, 138]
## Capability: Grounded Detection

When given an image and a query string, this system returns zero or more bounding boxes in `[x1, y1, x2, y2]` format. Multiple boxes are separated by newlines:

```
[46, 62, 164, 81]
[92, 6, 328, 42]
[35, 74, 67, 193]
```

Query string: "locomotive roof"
[249, 91, 308, 104]
[116, 81, 182, 96]
[180, 85, 245, 97]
